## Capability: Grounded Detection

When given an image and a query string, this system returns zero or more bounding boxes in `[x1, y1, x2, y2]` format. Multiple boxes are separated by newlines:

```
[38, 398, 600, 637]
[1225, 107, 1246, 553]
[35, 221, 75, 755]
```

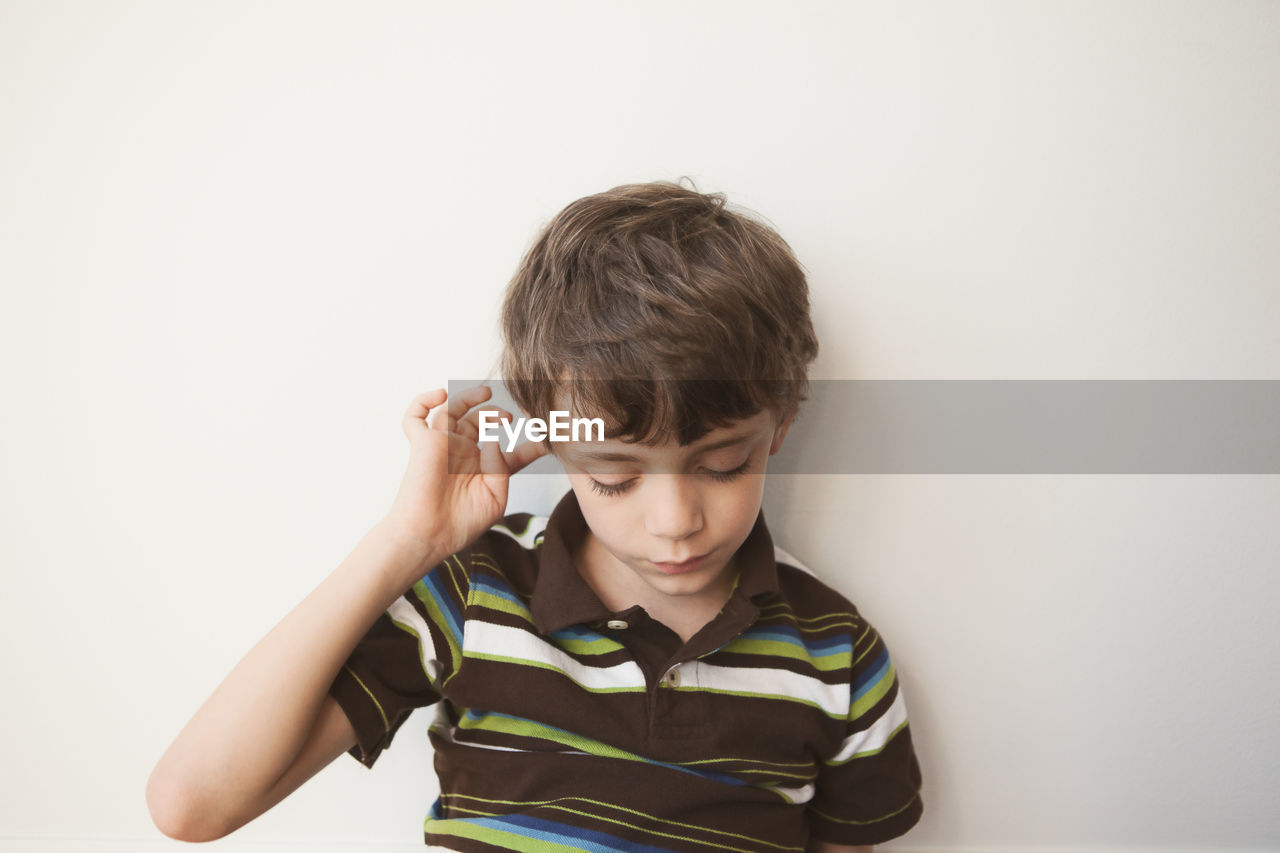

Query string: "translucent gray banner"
[447, 380, 1280, 474]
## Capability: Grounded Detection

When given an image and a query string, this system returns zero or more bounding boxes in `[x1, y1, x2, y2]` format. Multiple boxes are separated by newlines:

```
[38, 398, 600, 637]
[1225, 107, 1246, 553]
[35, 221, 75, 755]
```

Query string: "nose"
[644, 475, 704, 541]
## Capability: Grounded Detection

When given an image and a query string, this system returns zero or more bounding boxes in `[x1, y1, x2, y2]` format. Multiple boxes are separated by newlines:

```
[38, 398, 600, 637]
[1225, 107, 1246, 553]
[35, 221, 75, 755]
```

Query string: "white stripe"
[826, 687, 909, 765]
[688, 660, 850, 718]
[463, 621, 646, 692]
[774, 545, 815, 577]
[387, 596, 443, 683]
[490, 515, 549, 549]
[761, 781, 816, 804]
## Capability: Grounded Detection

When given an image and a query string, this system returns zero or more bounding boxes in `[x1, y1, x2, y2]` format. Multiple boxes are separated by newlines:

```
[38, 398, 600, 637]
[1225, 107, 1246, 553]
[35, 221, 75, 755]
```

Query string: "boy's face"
[553, 407, 792, 605]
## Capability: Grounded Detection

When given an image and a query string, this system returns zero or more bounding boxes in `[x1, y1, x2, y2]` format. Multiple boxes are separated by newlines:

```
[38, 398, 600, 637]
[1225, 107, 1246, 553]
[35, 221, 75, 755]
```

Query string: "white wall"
[1, 1, 1277, 850]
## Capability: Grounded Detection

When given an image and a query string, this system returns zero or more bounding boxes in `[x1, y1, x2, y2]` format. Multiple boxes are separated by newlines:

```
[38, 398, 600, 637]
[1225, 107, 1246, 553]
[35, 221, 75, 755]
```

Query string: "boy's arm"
[806, 617, 923, 847]
[146, 522, 443, 842]
[146, 387, 543, 842]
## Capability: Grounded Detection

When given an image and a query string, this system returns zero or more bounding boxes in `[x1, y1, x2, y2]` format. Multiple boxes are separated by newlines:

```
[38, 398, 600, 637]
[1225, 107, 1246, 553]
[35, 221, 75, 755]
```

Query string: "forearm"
[147, 521, 440, 839]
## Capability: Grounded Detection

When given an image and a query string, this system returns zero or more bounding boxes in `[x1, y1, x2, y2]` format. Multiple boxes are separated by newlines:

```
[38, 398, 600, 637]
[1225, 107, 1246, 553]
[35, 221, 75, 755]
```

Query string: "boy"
[147, 181, 924, 851]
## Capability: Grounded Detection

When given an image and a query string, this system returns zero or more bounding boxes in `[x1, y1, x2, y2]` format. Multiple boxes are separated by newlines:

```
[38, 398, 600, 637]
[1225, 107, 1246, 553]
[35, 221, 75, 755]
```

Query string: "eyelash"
[588, 459, 753, 497]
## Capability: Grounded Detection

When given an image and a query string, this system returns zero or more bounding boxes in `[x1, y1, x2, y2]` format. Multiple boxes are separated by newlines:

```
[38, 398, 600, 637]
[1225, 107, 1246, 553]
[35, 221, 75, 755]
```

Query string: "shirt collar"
[530, 488, 780, 635]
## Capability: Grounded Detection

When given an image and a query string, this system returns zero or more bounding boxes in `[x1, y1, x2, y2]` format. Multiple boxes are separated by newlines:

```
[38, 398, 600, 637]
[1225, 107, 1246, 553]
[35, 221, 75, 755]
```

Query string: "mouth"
[651, 554, 710, 575]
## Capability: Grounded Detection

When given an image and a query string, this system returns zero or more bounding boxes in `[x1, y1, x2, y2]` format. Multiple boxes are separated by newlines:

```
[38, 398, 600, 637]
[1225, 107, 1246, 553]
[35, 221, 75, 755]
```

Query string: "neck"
[575, 532, 736, 643]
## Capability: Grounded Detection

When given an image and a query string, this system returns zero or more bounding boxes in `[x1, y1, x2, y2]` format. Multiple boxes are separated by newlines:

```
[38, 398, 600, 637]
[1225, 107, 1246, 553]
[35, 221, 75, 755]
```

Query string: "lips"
[652, 554, 709, 575]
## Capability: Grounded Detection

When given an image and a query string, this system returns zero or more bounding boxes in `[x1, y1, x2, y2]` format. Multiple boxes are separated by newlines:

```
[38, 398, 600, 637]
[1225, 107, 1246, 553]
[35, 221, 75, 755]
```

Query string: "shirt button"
[664, 667, 681, 687]
[605, 619, 629, 630]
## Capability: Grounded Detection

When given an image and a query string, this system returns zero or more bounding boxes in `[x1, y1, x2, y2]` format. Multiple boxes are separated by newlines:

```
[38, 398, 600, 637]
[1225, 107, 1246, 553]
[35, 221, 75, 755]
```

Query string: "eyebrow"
[568, 430, 758, 463]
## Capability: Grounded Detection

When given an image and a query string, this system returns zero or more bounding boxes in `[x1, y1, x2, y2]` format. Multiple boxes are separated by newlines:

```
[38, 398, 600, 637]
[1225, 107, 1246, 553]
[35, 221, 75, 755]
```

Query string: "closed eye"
[587, 459, 752, 498]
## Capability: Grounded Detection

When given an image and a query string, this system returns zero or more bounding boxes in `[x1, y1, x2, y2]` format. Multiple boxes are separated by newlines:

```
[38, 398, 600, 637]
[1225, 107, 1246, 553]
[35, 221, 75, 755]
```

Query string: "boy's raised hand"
[382, 386, 548, 579]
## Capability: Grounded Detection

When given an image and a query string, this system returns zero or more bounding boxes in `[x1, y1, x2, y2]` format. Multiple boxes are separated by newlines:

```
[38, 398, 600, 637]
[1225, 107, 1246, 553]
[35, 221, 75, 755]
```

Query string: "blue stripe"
[743, 625, 851, 658]
[851, 648, 891, 701]
[422, 568, 463, 641]
[465, 812, 676, 853]
[550, 624, 609, 642]
[470, 573, 530, 605]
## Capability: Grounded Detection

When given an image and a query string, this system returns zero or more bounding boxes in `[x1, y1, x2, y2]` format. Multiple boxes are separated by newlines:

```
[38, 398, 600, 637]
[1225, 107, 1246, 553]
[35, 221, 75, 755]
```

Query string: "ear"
[769, 411, 794, 455]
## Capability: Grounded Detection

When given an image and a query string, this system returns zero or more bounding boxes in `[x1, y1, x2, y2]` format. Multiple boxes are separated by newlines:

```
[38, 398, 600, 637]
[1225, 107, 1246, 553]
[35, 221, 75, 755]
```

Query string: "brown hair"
[499, 179, 818, 447]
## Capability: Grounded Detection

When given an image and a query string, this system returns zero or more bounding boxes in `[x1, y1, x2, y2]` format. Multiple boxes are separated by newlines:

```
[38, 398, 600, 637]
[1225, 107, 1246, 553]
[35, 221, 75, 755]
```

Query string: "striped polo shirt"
[329, 489, 923, 851]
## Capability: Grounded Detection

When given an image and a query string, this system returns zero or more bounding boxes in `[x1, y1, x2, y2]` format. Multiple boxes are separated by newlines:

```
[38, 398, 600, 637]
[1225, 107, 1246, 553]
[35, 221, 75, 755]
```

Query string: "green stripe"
[427, 815, 586, 853]
[708, 765, 815, 781]
[849, 661, 896, 721]
[469, 554, 510, 580]
[682, 755, 814, 769]
[756, 603, 859, 629]
[459, 713, 818, 784]
[441, 793, 804, 852]
[717, 637, 851, 671]
[412, 577, 461, 678]
[851, 624, 877, 665]
[445, 553, 469, 606]
[810, 792, 919, 827]
[551, 634, 626, 656]
[471, 589, 536, 622]
[459, 712, 641, 763]
[342, 665, 388, 733]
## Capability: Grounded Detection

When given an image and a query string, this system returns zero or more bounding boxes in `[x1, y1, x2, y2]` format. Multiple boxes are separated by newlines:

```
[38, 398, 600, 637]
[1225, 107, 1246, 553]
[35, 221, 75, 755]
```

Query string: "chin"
[645, 568, 723, 596]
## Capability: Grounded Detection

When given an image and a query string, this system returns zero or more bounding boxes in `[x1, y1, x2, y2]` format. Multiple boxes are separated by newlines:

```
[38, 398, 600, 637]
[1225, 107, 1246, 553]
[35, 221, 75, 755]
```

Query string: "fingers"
[474, 432, 550, 479]
[460, 402, 554, 474]
[401, 386, 552, 476]
[405, 386, 495, 438]
[503, 433, 552, 474]
[453, 403, 550, 475]
[434, 385, 493, 433]
[402, 388, 447, 439]
[457, 405, 511, 444]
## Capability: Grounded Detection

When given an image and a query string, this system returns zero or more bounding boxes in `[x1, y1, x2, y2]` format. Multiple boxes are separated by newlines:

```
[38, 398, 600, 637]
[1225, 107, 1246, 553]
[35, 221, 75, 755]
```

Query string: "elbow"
[146, 766, 233, 843]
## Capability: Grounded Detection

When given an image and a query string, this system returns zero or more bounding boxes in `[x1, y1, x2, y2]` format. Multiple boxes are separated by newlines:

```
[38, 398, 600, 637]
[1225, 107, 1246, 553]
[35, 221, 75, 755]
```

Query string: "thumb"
[477, 438, 510, 513]
[478, 431, 509, 479]
[505, 436, 551, 474]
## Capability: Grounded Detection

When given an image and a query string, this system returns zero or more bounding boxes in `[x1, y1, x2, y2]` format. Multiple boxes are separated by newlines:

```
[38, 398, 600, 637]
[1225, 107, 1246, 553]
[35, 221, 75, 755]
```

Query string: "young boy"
[147, 181, 923, 851]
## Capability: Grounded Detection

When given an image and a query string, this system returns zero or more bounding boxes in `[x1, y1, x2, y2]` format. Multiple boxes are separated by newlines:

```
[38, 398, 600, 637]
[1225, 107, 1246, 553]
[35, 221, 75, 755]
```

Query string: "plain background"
[2, 1, 1278, 851]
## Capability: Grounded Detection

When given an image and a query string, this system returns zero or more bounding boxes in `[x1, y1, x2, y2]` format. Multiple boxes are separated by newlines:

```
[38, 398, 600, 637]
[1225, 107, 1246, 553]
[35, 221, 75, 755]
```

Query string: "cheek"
[570, 478, 628, 536]
[710, 478, 767, 532]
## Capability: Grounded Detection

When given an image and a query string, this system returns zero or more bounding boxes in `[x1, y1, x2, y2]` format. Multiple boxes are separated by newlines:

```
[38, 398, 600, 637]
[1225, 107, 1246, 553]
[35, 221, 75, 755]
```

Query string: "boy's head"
[499, 179, 818, 449]
[498, 180, 819, 606]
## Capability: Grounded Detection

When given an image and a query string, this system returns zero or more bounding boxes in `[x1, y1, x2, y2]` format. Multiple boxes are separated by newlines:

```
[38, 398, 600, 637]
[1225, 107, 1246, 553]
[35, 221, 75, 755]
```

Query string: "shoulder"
[770, 545, 866, 626]
[766, 547, 905, 715]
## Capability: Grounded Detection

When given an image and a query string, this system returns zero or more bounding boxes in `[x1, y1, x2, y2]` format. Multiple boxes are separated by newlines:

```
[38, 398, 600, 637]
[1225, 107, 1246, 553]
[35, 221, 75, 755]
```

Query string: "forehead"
[556, 407, 776, 465]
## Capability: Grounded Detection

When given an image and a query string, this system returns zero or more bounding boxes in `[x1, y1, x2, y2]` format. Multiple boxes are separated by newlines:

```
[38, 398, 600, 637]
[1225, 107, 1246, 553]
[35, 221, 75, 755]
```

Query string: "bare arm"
[146, 387, 546, 842]
[146, 522, 441, 841]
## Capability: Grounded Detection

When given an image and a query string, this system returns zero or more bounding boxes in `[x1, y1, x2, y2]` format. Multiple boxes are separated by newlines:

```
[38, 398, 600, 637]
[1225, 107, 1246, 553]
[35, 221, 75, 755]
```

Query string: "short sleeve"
[328, 548, 470, 768]
[806, 619, 924, 845]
